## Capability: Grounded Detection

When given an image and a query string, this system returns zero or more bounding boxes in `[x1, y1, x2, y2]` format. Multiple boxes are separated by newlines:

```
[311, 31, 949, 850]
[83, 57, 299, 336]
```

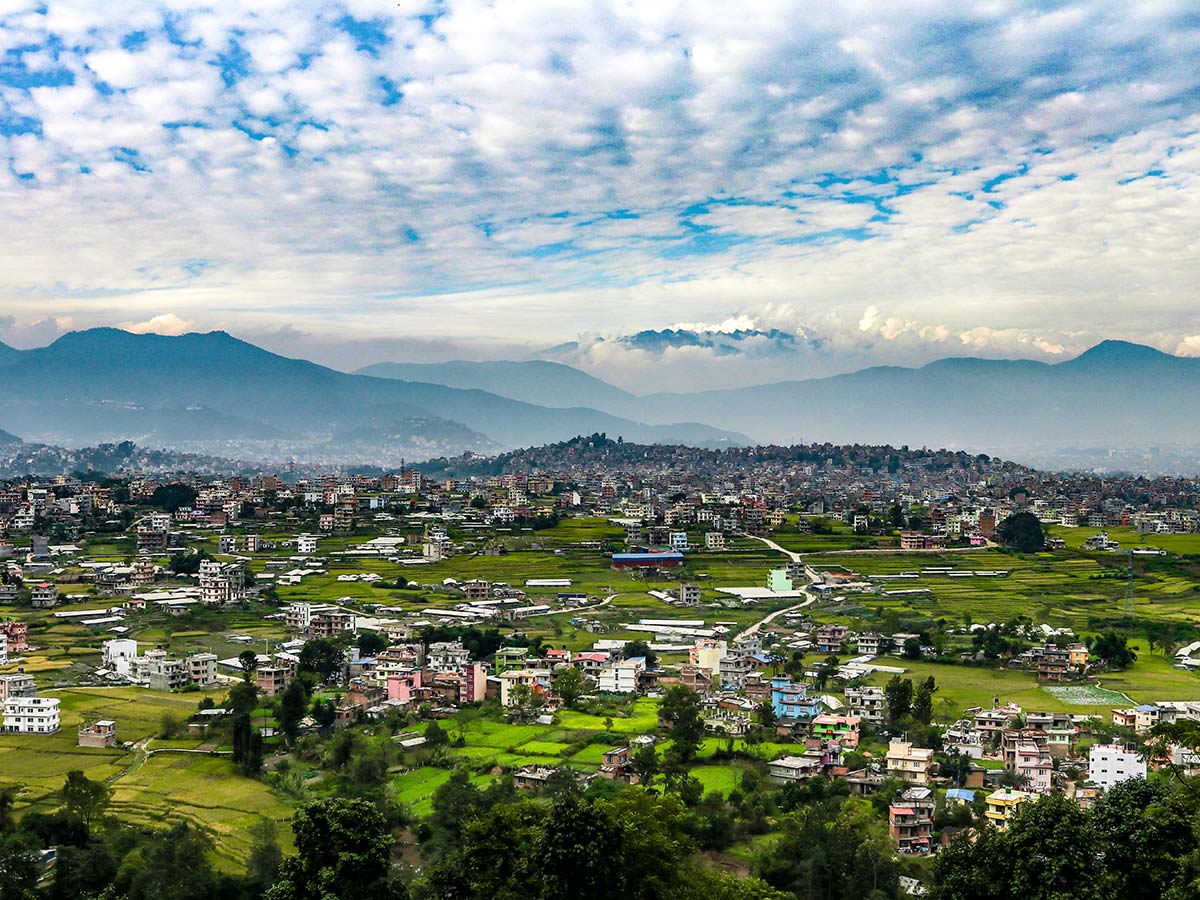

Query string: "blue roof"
[946, 788, 975, 801]
[1135, 704, 1158, 712]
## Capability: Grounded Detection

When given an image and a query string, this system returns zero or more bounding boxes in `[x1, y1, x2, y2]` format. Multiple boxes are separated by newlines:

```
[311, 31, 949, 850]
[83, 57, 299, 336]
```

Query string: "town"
[3, 436, 1200, 897]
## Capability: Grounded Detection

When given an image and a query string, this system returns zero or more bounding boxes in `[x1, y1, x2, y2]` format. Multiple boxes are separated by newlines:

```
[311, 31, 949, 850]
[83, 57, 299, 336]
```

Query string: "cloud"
[118, 314, 195, 336]
[0, 0, 1196, 374]
[1176, 336, 1200, 358]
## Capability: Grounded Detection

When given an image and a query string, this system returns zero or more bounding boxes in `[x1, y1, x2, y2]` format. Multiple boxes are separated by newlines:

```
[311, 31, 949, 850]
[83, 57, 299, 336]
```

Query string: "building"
[296, 533, 319, 555]
[1089, 743, 1147, 790]
[984, 787, 1033, 831]
[844, 686, 886, 726]
[137, 526, 169, 553]
[198, 560, 246, 606]
[0, 621, 28, 653]
[770, 677, 823, 722]
[498, 668, 553, 707]
[669, 531, 689, 551]
[598, 658, 644, 694]
[187, 652, 218, 686]
[811, 714, 862, 749]
[768, 755, 822, 783]
[78, 720, 117, 748]
[427, 641, 471, 673]
[101, 638, 139, 678]
[3, 695, 61, 734]
[256, 666, 290, 697]
[678, 584, 701, 606]
[30, 584, 58, 609]
[1036, 645, 1072, 682]
[886, 740, 935, 784]
[705, 532, 725, 550]
[142, 651, 188, 692]
[766, 569, 793, 592]
[889, 786, 935, 854]
[856, 633, 883, 656]
[0, 672, 36, 701]
[815, 625, 847, 654]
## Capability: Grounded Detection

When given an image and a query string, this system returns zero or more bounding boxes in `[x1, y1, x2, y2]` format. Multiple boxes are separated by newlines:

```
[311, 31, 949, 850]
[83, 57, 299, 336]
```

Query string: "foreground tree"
[660, 685, 705, 771]
[266, 798, 407, 900]
[62, 771, 111, 833]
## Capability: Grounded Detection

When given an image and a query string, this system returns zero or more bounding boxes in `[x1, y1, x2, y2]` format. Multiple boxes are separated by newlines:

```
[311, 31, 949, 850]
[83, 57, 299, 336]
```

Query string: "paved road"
[742, 594, 816, 638]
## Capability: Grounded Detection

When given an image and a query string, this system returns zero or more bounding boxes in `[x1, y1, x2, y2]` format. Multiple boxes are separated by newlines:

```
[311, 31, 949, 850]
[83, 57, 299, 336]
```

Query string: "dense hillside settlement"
[4, 438, 1200, 898]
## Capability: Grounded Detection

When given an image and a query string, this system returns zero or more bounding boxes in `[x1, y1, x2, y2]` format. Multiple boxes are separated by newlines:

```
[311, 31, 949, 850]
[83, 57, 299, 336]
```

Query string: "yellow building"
[985, 787, 1034, 831]
[885, 740, 935, 784]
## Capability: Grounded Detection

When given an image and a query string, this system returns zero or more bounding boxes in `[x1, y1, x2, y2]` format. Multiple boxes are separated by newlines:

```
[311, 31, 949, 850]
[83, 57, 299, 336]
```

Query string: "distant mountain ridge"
[356, 359, 642, 416]
[363, 339, 1200, 458]
[636, 339, 1200, 450]
[0, 329, 745, 461]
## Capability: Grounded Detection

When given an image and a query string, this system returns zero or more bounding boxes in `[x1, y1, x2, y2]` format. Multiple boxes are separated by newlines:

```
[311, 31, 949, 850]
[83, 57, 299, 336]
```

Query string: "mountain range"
[360, 340, 1200, 459]
[0, 329, 1195, 466]
[0, 329, 741, 462]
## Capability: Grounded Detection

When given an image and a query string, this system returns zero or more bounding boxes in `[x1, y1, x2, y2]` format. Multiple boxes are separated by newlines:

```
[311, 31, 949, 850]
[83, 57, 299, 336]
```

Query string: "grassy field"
[0, 685, 291, 868]
[1046, 525, 1200, 556]
[862, 647, 1200, 716]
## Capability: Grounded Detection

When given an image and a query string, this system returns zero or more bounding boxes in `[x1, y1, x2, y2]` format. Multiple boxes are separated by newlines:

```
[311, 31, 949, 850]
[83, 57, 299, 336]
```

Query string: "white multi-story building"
[427, 641, 471, 673]
[102, 638, 139, 678]
[0, 633, 6, 666]
[3, 695, 60, 734]
[296, 534, 319, 555]
[1089, 744, 1147, 790]
[598, 658, 644, 694]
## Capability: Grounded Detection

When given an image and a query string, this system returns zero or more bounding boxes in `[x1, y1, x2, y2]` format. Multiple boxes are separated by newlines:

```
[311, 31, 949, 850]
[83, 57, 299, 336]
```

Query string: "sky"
[2, 0, 1200, 391]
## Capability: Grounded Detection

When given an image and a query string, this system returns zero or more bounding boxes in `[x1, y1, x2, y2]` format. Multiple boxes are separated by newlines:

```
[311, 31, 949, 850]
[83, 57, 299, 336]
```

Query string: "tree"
[0, 787, 15, 835]
[228, 679, 259, 717]
[884, 675, 913, 725]
[246, 818, 284, 894]
[239, 649, 260, 682]
[0, 833, 42, 900]
[424, 719, 449, 748]
[150, 484, 198, 512]
[1089, 630, 1137, 669]
[901, 636, 923, 660]
[167, 549, 211, 576]
[266, 798, 405, 900]
[912, 676, 937, 724]
[622, 639, 658, 668]
[1091, 777, 1195, 900]
[660, 685, 705, 771]
[61, 770, 110, 832]
[927, 827, 1009, 900]
[297, 639, 344, 687]
[631, 743, 659, 787]
[554, 666, 584, 709]
[996, 512, 1046, 552]
[1007, 793, 1104, 900]
[359, 630, 388, 658]
[279, 678, 309, 745]
[122, 822, 218, 900]
[531, 795, 623, 900]
[755, 700, 777, 731]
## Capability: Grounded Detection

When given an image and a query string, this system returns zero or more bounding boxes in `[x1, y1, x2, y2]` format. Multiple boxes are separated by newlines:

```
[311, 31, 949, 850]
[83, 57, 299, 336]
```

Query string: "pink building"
[387, 670, 422, 702]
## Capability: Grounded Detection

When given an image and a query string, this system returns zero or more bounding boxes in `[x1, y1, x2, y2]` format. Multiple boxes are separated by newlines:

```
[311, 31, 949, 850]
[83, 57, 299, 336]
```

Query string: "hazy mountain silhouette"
[0, 329, 744, 456]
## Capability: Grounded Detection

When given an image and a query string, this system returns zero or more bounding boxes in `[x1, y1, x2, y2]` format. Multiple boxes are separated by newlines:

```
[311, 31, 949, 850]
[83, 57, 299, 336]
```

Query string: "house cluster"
[100, 639, 218, 691]
[1, 668, 59, 735]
